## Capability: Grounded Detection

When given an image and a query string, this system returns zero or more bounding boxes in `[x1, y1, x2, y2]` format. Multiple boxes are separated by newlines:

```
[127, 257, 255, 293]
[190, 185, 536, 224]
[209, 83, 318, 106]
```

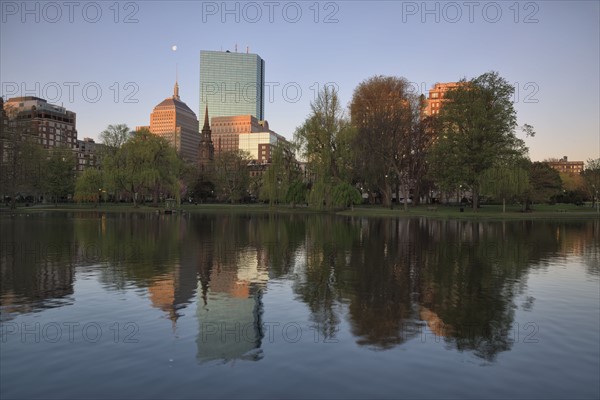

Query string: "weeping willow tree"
[480, 164, 530, 212]
[103, 128, 182, 207]
[294, 85, 355, 209]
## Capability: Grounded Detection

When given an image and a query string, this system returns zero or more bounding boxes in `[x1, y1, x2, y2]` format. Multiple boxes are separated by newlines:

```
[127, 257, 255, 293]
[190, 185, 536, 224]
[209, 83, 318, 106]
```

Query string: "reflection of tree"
[292, 216, 360, 340]
[291, 216, 597, 361]
[347, 219, 418, 348]
[0, 215, 75, 319]
[417, 220, 554, 361]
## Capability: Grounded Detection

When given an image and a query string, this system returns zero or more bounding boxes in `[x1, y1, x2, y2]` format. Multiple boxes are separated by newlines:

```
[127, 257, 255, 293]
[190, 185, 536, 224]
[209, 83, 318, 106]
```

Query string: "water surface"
[1, 212, 599, 399]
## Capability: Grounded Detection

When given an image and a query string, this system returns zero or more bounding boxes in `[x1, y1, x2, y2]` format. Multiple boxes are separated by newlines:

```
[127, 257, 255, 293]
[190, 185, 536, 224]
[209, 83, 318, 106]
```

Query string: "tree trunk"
[502, 198, 506, 213]
[403, 182, 409, 211]
[153, 186, 159, 207]
[472, 190, 479, 211]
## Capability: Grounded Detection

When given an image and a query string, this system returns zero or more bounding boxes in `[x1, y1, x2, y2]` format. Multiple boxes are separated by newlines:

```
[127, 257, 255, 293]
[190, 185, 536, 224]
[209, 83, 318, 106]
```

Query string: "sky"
[1, 0, 599, 162]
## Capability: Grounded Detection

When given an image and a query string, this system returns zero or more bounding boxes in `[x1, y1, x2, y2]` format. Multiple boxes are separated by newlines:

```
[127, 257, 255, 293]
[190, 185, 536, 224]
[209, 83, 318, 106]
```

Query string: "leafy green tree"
[103, 129, 181, 207]
[480, 163, 530, 212]
[212, 150, 251, 203]
[295, 85, 354, 209]
[260, 142, 299, 206]
[45, 146, 76, 205]
[582, 158, 600, 208]
[285, 180, 307, 208]
[100, 124, 131, 155]
[524, 161, 562, 208]
[74, 168, 104, 206]
[429, 72, 530, 210]
[332, 182, 362, 210]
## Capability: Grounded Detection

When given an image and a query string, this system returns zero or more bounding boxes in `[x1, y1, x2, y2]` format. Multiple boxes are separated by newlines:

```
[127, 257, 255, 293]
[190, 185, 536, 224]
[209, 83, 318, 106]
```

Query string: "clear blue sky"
[1, 0, 598, 162]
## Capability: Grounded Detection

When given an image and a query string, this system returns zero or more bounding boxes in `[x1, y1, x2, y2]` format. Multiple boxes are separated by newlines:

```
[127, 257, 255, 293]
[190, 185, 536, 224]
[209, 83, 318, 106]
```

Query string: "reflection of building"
[547, 156, 584, 175]
[147, 263, 198, 330]
[3, 96, 77, 149]
[200, 50, 265, 121]
[425, 82, 459, 116]
[419, 306, 452, 337]
[196, 249, 268, 363]
[145, 82, 201, 164]
[0, 242, 74, 321]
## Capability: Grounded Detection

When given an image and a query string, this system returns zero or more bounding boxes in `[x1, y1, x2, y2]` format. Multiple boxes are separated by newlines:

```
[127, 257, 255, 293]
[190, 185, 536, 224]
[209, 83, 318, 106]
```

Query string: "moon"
[171, 45, 177, 51]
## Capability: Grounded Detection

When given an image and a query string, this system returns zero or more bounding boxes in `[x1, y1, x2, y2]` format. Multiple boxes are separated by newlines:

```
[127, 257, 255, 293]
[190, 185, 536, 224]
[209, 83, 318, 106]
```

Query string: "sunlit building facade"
[425, 82, 460, 116]
[148, 82, 200, 164]
[210, 115, 286, 163]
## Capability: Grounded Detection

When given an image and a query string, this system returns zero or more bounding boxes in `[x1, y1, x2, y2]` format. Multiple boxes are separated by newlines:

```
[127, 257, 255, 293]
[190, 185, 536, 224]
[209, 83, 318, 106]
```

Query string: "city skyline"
[1, 1, 598, 162]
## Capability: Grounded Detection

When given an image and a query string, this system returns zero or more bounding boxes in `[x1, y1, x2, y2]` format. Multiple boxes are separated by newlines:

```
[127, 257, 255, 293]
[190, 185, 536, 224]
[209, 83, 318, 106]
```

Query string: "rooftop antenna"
[235, 43, 238, 52]
[246, 46, 249, 54]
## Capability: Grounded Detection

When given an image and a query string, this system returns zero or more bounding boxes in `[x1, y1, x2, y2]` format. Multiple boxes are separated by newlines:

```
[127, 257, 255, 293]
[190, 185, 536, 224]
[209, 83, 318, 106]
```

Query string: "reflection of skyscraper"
[200, 50, 265, 121]
[196, 250, 268, 363]
[147, 263, 198, 330]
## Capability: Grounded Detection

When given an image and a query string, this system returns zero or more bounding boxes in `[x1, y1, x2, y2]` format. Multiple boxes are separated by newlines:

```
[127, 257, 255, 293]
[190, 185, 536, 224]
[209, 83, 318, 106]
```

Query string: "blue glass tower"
[200, 50, 265, 123]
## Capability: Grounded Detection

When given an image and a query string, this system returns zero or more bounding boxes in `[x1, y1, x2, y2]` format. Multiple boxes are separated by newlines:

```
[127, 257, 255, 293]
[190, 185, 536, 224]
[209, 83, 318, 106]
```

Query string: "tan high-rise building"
[148, 82, 200, 164]
[425, 82, 460, 116]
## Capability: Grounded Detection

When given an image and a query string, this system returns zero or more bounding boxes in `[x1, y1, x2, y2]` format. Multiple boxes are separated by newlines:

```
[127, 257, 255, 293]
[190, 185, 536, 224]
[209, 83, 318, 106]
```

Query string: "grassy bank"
[2, 202, 598, 220]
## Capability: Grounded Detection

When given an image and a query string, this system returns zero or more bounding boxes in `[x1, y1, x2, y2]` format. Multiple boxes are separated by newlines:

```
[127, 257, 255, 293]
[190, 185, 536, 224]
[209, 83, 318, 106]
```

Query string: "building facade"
[200, 50, 265, 122]
[547, 156, 585, 175]
[425, 82, 460, 116]
[75, 137, 105, 173]
[148, 82, 200, 164]
[210, 115, 286, 163]
[3, 96, 77, 149]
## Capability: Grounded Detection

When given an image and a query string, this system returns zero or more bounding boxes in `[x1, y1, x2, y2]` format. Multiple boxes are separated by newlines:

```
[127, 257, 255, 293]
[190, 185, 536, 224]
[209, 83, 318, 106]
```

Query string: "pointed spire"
[202, 105, 210, 131]
[173, 80, 180, 100]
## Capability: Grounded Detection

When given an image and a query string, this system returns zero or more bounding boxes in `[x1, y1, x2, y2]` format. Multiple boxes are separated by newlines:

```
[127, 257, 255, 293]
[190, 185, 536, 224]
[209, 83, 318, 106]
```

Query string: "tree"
[480, 162, 530, 212]
[212, 150, 251, 203]
[331, 182, 362, 210]
[260, 141, 300, 206]
[285, 180, 307, 208]
[582, 158, 600, 208]
[100, 124, 132, 155]
[350, 76, 421, 210]
[429, 72, 530, 210]
[524, 161, 562, 208]
[295, 85, 354, 209]
[103, 129, 182, 207]
[45, 146, 76, 205]
[74, 168, 104, 206]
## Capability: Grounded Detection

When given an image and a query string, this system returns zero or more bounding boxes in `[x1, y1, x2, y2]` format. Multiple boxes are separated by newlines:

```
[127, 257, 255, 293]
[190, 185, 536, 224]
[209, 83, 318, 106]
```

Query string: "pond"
[1, 212, 599, 399]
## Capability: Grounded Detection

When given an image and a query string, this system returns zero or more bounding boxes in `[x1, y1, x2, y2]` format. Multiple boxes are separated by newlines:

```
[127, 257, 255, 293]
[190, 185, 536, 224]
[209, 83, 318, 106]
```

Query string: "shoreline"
[1, 203, 598, 220]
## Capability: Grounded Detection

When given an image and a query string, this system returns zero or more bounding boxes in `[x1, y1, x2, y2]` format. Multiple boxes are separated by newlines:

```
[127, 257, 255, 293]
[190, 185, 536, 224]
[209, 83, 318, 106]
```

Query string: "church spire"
[202, 105, 210, 131]
[173, 80, 180, 100]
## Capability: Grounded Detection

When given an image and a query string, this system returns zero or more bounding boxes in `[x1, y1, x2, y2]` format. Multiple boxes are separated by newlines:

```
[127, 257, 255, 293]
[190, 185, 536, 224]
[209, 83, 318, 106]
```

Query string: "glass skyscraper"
[200, 50, 265, 122]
